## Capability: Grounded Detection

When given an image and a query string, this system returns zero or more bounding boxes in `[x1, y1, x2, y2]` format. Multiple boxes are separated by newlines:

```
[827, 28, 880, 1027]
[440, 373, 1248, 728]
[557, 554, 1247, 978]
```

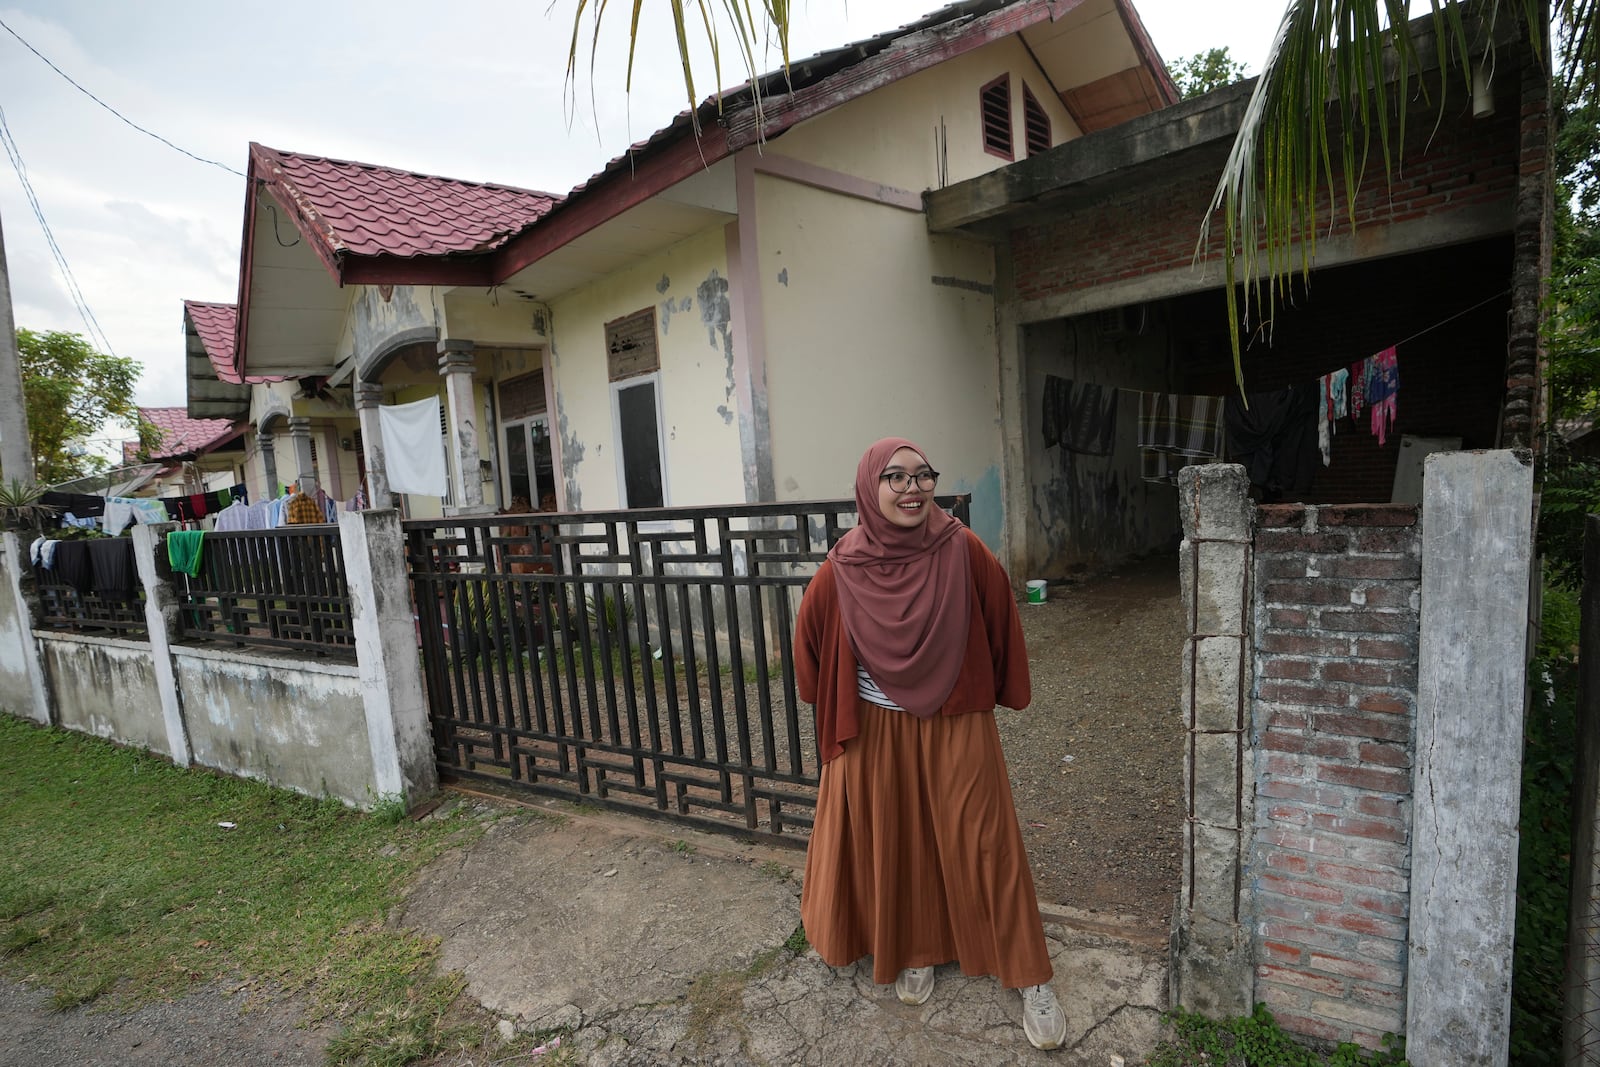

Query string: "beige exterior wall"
[547, 225, 745, 511]
[755, 178, 1004, 542]
[767, 36, 1078, 194]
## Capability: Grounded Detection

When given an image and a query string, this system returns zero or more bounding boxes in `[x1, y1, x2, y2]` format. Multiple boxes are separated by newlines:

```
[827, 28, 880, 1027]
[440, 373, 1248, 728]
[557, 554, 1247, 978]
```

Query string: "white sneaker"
[895, 965, 936, 1005]
[1021, 982, 1066, 1050]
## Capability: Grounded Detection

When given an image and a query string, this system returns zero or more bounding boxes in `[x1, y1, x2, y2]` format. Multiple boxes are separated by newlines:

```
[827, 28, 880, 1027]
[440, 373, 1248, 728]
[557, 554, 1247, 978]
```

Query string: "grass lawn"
[0, 713, 529, 1066]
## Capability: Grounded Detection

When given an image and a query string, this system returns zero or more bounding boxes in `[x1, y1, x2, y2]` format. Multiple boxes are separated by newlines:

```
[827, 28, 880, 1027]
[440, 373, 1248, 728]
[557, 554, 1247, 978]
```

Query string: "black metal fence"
[404, 495, 970, 844]
[33, 536, 148, 638]
[173, 526, 355, 656]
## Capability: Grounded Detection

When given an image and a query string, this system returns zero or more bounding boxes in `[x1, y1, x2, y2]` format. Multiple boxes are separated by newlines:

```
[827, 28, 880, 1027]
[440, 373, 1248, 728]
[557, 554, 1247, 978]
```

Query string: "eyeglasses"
[879, 470, 940, 493]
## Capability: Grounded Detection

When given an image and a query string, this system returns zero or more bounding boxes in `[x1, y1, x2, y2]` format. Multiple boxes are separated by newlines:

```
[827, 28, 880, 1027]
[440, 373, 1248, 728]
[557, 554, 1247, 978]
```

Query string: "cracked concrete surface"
[399, 798, 1170, 1065]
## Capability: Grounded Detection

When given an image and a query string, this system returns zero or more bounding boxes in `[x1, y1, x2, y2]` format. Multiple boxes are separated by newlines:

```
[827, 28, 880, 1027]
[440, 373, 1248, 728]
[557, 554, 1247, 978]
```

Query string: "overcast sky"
[0, 0, 1293, 430]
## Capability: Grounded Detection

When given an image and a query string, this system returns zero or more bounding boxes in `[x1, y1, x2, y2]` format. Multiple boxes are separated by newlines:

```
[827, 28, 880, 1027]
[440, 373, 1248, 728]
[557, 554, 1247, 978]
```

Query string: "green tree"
[15, 328, 143, 485]
[1170, 47, 1250, 99]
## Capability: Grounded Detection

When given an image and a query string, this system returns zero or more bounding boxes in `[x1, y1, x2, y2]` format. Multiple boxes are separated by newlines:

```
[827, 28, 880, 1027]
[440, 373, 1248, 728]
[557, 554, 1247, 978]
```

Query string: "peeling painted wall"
[175, 648, 375, 807]
[41, 635, 170, 756]
[347, 285, 435, 376]
[547, 226, 745, 508]
[0, 547, 41, 721]
[757, 180, 1003, 549]
[1022, 316, 1180, 577]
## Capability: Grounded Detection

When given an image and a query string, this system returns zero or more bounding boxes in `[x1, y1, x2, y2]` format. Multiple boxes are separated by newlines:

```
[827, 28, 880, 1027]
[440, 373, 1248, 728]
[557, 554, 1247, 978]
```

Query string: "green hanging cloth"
[166, 530, 205, 577]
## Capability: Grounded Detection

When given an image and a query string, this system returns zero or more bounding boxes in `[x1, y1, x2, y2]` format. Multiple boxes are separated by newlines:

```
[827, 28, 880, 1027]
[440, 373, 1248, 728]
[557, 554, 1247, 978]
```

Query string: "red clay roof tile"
[134, 406, 240, 462]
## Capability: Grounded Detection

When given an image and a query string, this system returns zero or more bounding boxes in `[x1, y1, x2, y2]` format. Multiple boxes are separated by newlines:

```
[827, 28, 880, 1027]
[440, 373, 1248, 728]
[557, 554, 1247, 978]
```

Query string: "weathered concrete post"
[1173, 463, 1255, 1015]
[0, 208, 35, 483]
[1565, 513, 1600, 1061]
[258, 431, 279, 498]
[129, 522, 192, 766]
[339, 508, 437, 806]
[0, 531, 50, 723]
[1407, 449, 1534, 1065]
[287, 417, 316, 493]
[438, 340, 483, 509]
[352, 380, 392, 510]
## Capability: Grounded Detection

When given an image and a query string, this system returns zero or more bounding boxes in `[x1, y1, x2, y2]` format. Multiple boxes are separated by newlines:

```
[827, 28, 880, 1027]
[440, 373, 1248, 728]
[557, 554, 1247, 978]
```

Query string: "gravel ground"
[1001, 553, 1186, 937]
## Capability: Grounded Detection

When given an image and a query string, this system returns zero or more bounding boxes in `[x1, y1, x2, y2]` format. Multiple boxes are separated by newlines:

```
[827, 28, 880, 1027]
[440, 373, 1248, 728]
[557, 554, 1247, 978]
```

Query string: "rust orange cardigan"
[796, 528, 1032, 764]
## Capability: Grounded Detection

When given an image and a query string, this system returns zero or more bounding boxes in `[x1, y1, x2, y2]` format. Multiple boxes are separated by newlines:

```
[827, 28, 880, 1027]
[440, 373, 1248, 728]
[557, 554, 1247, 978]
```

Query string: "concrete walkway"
[399, 793, 1171, 1065]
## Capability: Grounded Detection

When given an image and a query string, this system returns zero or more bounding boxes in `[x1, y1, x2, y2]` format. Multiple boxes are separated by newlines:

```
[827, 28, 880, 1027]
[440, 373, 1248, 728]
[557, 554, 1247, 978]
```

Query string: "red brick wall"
[1251, 502, 1420, 1049]
[1011, 102, 1519, 306]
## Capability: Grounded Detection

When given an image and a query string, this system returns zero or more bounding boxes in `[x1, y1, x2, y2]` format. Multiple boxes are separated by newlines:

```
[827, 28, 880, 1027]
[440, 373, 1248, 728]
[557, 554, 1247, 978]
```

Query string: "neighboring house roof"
[184, 299, 269, 421]
[127, 406, 242, 465]
[245, 144, 560, 287]
[184, 300, 247, 384]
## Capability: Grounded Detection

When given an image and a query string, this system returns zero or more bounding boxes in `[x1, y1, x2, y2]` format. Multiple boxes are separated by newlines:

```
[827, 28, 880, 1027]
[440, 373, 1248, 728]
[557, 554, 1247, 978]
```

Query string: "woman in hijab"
[795, 437, 1066, 1051]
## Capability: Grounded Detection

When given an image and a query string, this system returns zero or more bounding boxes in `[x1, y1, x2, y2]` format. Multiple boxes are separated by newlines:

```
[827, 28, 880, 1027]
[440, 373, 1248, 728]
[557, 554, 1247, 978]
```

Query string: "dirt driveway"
[1002, 554, 1185, 938]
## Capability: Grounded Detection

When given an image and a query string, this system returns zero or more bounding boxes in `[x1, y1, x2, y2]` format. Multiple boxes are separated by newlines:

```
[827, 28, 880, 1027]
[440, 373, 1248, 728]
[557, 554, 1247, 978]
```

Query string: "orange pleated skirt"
[800, 700, 1053, 988]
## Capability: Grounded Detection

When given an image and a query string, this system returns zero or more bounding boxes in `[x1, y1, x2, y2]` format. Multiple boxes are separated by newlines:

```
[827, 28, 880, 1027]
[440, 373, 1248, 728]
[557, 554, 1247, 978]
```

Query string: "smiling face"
[877, 446, 934, 530]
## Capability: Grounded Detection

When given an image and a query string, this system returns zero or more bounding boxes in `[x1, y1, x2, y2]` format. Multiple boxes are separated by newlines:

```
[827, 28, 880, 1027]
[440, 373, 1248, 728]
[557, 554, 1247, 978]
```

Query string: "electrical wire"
[0, 15, 245, 178]
[0, 104, 117, 357]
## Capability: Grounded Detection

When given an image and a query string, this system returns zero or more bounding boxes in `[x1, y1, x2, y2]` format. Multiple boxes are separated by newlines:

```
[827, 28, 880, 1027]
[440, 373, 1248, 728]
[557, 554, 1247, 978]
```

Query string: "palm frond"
[1197, 0, 1566, 392]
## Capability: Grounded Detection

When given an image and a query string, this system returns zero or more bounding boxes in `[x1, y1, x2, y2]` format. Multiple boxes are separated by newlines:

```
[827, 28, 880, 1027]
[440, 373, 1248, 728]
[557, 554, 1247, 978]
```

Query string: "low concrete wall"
[175, 647, 374, 807]
[39, 634, 170, 757]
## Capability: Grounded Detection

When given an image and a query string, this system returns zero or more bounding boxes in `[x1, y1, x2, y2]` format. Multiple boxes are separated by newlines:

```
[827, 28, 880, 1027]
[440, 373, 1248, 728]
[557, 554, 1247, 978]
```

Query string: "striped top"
[856, 665, 905, 711]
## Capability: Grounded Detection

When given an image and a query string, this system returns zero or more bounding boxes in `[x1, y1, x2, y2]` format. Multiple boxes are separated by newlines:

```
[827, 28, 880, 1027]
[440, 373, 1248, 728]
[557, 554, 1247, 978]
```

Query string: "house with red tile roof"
[120, 405, 246, 497]
[203, 0, 1175, 537]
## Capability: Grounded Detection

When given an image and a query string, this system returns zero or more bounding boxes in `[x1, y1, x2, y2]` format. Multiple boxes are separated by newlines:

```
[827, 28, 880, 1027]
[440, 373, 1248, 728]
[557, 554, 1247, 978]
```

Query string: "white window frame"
[609, 371, 670, 508]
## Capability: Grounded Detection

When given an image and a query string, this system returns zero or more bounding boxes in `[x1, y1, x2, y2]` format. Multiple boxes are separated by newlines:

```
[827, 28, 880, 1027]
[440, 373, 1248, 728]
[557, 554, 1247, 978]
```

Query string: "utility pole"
[0, 206, 34, 483]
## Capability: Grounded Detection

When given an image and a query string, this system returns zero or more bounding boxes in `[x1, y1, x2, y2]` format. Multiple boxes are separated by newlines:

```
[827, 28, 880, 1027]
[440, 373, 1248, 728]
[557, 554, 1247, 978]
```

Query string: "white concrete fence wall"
[0, 510, 437, 811]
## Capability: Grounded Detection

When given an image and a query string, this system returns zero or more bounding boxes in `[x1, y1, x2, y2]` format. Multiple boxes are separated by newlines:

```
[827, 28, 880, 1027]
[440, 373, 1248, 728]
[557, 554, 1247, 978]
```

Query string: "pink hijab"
[828, 437, 972, 717]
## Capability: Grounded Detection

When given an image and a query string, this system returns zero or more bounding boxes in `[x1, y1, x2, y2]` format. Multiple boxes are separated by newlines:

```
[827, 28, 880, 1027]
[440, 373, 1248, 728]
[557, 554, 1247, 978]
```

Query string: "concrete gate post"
[339, 508, 437, 807]
[1173, 463, 1256, 1016]
[1406, 449, 1533, 1065]
[0, 531, 50, 724]
[129, 522, 192, 766]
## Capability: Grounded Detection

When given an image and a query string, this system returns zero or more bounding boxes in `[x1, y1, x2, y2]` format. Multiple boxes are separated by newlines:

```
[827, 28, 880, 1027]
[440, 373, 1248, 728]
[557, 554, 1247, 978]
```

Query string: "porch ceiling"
[497, 192, 735, 303]
[240, 191, 350, 378]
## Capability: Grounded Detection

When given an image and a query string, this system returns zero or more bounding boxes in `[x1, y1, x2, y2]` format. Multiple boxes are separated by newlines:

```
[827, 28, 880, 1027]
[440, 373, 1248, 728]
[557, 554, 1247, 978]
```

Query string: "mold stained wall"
[756, 39, 1071, 548]
[1022, 315, 1180, 576]
[546, 225, 746, 509]
[40, 637, 170, 757]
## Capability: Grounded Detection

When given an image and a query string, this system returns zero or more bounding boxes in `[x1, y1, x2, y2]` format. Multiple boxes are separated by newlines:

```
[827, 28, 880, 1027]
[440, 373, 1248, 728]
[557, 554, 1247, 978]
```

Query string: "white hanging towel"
[378, 395, 449, 497]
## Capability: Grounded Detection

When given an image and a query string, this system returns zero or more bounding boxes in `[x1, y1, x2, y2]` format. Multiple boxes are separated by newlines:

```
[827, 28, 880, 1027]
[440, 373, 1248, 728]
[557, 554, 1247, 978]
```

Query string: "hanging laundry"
[1349, 360, 1368, 420]
[1136, 391, 1226, 484]
[41, 492, 105, 518]
[166, 530, 206, 578]
[1367, 347, 1399, 445]
[379, 395, 449, 497]
[1046, 378, 1119, 456]
[51, 540, 92, 593]
[1329, 368, 1350, 420]
[1316, 369, 1351, 467]
[1224, 384, 1321, 502]
[87, 538, 137, 600]
[210, 500, 251, 533]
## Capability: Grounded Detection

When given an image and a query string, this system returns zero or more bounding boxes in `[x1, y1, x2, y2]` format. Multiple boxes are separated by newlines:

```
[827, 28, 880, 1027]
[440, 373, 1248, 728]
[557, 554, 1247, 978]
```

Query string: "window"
[606, 309, 667, 508]
[1023, 84, 1051, 156]
[979, 74, 1013, 160]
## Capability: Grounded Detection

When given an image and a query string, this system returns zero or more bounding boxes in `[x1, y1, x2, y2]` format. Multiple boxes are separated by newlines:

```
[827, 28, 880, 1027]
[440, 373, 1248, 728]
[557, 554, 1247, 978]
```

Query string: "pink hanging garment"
[1367, 347, 1399, 445]
[1350, 360, 1368, 420]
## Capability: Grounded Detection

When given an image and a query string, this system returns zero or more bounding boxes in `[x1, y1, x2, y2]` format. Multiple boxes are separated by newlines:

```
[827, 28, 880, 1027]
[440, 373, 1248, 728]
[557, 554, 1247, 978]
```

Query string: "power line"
[0, 104, 117, 357]
[0, 15, 245, 179]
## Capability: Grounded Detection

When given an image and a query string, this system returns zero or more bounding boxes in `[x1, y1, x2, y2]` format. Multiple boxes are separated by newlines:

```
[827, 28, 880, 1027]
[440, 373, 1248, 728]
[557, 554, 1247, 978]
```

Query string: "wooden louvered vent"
[1023, 85, 1051, 156]
[979, 75, 1012, 160]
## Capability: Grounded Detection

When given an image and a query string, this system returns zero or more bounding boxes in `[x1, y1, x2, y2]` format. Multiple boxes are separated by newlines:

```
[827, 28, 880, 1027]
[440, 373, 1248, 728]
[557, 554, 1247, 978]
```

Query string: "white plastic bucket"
[1025, 579, 1047, 605]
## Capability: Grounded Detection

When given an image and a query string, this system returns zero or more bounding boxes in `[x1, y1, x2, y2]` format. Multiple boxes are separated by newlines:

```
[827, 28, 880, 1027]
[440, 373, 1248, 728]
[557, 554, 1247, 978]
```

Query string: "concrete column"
[1567, 514, 1600, 1061]
[0, 531, 50, 724]
[258, 432, 279, 498]
[130, 522, 191, 766]
[993, 250, 1028, 580]
[1407, 449, 1534, 1065]
[0, 208, 35, 483]
[438, 340, 483, 509]
[1172, 462, 1255, 1017]
[353, 381, 392, 510]
[287, 417, 316, 493]
[339, 508, 438, 807]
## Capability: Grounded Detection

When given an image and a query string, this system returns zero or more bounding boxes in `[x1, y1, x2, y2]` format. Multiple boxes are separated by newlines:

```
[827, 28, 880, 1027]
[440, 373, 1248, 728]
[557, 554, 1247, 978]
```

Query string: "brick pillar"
[1173, 463, 1255, 1016]
[437, 340, 483, 510]
[353, 381, 392, 510]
